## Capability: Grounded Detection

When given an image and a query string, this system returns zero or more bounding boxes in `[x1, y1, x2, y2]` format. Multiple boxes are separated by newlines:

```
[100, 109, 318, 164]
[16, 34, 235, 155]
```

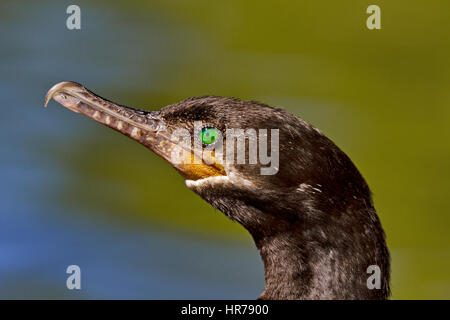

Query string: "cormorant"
[45, 81, 390, 300]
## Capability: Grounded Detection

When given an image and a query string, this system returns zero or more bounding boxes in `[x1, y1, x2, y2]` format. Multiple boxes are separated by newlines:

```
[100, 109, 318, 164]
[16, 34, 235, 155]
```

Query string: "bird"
[45, 81, 390, 300]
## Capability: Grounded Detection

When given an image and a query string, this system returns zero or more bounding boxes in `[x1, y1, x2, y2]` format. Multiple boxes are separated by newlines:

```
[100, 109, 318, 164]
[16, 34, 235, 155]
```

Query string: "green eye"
[199, 127, 219, 145]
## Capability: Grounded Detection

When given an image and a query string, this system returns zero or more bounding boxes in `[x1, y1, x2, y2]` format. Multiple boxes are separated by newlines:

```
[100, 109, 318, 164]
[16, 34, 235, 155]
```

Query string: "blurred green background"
[0, 0, 449, 299]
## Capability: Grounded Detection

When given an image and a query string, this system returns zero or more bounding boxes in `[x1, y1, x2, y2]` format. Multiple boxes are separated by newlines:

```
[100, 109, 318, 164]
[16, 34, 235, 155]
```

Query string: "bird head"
[45, 81, 373, 236]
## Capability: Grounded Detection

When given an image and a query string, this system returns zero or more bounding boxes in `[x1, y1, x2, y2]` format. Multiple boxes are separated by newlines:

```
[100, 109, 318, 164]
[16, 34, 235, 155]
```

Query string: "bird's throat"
[256, 231, 312, 300]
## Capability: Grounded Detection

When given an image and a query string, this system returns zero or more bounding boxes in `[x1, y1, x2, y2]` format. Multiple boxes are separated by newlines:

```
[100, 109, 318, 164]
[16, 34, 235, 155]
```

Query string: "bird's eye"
[199, 127, 219, 145]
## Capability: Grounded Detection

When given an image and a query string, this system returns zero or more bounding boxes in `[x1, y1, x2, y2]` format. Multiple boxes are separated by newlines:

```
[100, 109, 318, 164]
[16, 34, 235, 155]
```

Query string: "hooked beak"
[45, 81, 225, 180]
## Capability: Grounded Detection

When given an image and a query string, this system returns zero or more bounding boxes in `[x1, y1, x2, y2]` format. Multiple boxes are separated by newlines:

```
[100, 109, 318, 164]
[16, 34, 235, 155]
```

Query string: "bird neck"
[187, 179, 389, 299]
[250, 212, 390, 300]
[255, 230, 311, 300]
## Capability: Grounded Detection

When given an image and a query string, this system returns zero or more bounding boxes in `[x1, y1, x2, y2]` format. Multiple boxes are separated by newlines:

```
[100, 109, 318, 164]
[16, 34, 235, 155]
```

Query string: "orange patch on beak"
[178, 152, 226, 180]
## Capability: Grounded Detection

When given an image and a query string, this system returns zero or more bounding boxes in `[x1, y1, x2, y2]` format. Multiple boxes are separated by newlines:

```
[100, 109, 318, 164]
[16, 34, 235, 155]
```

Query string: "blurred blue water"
[0, 1, 263, 299]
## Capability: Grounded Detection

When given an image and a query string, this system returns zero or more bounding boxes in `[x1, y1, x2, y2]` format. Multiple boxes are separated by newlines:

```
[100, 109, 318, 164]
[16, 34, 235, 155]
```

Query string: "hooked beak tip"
[44, 81, 83, 107]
